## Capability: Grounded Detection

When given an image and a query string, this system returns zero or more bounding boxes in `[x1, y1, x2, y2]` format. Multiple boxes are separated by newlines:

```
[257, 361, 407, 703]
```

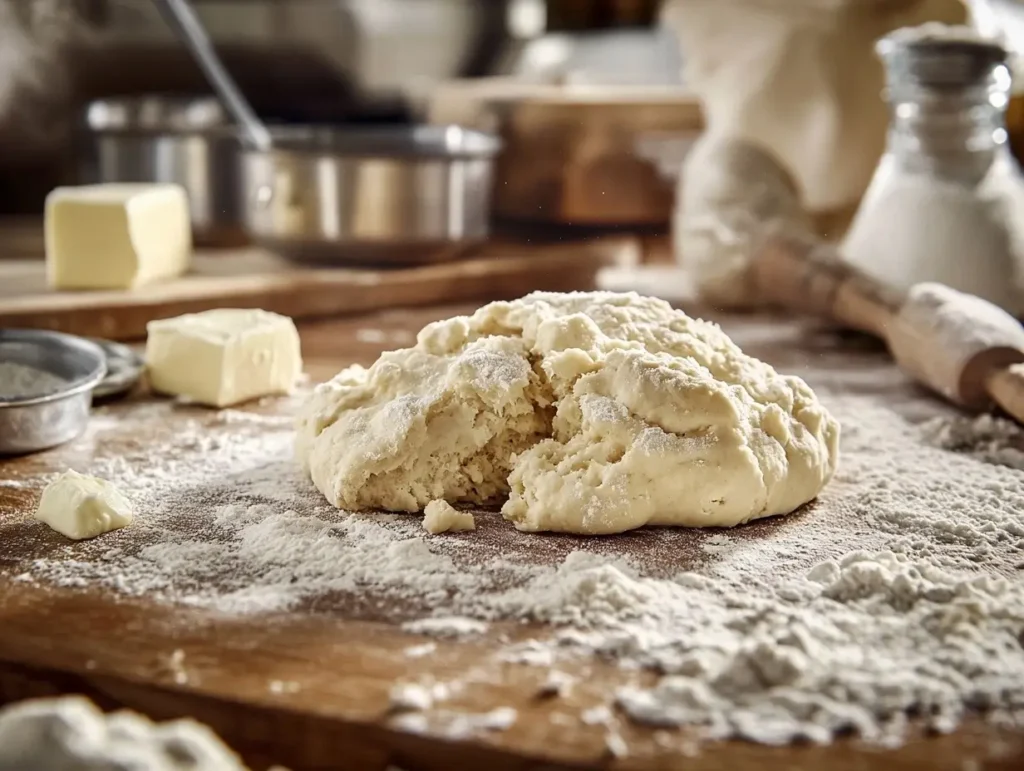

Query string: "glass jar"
[841, 24, 1024, 314]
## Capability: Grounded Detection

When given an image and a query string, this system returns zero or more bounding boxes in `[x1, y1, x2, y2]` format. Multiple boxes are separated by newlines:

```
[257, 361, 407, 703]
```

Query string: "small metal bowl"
[0, 330, 107, 455]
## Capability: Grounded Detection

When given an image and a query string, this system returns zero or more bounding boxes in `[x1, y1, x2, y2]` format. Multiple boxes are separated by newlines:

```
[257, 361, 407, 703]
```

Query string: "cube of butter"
[35, 469, 133, 540]
[45, 183, 192, 290]
[145, 308, 302, 407]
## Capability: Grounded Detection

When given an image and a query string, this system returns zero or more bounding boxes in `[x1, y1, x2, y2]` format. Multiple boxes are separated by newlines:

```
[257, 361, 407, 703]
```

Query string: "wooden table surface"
[2, 303, 1023, 771]
[0, 217, 637, 341]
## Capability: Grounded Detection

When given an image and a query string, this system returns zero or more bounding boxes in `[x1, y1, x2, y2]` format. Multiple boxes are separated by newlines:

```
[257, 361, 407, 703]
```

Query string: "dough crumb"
[422, 499, 476, 535]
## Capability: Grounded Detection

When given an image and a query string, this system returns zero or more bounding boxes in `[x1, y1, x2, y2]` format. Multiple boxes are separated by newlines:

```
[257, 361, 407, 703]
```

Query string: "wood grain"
[3, 585, 1021, 771]
[0, 221, 635, 341]
[1, 307, 1022, 771]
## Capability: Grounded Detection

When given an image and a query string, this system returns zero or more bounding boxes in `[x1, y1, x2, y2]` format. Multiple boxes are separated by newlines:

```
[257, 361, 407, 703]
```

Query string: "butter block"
[146, 308, 302, 407]
[35, 470, 134, 540]
[45, 183, 192, 290]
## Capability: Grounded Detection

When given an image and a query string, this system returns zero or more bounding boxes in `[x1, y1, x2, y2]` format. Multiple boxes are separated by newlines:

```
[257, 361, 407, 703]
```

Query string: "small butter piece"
[146, 308, 302, 408]
[35, 470, 133, 540]
[45, 183, 192, 290]
[422, 500, 476, 535]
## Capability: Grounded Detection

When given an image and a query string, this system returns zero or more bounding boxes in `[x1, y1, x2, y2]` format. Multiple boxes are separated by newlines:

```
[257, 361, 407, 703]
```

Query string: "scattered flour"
[268, 680, 300, 695]
[918, 412, 1024, 471]
[581, 705, 614, 726]
[355, 328, 388, 344]
[536, 670, 574, 699]
[0, 696, 249, 771]
[389, 683, 440, 713]
[699, 533, 733, 556]
[167, 649, 188, 686]
[403, 642, 437, 659]
[499, 640, 556, 667]
[401, 617, 490, 639]
[355, 328, 414, 346]
[605, 730, 630, 758]
[389, 706, 517, 740]
[4, 393, 1024, 747]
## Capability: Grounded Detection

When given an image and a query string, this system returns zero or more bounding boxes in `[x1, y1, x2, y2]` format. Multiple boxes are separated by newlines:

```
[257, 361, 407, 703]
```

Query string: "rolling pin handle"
[751, 228, 899, 336]
[985, 365, 1024, 425]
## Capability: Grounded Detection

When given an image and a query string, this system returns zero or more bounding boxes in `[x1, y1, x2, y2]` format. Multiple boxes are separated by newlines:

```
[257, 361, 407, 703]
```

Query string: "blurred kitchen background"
[0, 0, 686, 219]
[5, 0, 1024, 268]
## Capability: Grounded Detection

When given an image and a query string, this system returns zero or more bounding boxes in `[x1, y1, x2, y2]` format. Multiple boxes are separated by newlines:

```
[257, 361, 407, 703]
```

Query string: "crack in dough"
[296, 292, 840, 534]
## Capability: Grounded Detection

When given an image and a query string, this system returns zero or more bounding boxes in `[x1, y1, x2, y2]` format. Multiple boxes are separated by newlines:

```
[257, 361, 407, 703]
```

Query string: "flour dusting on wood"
[2, 387, 1024, 748]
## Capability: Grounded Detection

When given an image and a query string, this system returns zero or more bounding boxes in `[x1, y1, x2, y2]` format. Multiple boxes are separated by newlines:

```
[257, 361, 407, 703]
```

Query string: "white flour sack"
[661, 0, 966, 215]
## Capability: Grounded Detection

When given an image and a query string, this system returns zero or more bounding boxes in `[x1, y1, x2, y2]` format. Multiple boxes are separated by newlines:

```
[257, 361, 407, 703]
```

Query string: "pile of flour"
[919, 412, 1024, 472]
[0, 696, 253, 771]
[3, 392, 1024, 748]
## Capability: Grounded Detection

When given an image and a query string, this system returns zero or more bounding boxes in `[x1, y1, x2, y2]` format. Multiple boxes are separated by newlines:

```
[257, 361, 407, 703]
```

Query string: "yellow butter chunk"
[45, 183, 192, 290]
[35, 470, 134, 540]
[146, 308, 303, 408]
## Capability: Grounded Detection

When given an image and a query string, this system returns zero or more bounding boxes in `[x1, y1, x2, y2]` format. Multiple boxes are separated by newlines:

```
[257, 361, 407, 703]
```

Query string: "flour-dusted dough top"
[297, 292, 840, 534]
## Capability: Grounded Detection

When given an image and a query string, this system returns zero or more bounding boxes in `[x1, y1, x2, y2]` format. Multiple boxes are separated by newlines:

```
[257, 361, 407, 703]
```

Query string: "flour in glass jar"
[3, 391, 1024, 749]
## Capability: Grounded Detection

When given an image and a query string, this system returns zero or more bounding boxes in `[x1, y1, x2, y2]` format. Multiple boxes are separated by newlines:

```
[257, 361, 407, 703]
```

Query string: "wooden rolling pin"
[751, 227, 1024, 422]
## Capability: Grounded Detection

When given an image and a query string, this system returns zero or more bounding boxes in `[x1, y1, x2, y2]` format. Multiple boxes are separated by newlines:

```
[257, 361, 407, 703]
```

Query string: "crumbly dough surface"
[296, 292, 840, 534]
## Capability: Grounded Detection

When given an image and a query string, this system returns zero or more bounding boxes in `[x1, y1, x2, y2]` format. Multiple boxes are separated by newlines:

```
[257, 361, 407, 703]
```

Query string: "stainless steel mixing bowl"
[150, 0, 502, 265]
[84, 95, 247, 246]
[239, 124, 501, 264]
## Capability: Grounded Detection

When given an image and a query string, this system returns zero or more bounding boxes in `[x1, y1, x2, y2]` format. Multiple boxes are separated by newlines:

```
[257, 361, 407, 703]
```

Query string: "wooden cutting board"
[0, 220, 634, 340]
[1, 306, 1022, 771]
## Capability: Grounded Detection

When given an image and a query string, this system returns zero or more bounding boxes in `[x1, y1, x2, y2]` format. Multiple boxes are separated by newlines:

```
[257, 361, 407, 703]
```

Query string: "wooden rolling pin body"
[751, 229, 1024, 423]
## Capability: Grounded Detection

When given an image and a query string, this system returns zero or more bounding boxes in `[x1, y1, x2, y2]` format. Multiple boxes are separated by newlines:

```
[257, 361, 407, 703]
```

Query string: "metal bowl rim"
[240, 124, 503, 161]
[85, 94, 227, 135]
[0, 329, 107, 408]
[85, 98, 503, 160]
